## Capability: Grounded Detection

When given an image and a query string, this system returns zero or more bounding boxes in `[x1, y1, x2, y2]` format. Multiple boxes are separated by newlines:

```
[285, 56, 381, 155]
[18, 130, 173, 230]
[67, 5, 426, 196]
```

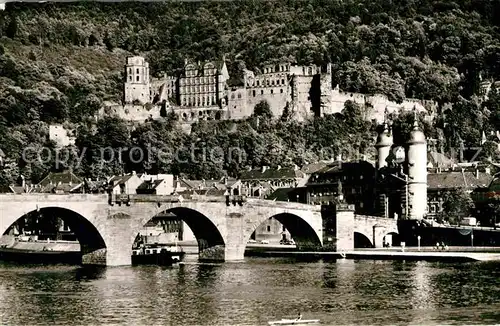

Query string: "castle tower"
[375, 117, 393, 170]
[374, 115, 393, 218]
[406, 111, 427, 220]
[124, 56, 150, 104]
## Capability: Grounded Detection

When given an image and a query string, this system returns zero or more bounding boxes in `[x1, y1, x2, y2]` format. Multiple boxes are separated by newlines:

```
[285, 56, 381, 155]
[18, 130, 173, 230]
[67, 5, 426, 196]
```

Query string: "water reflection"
[0, 259, 499, 325]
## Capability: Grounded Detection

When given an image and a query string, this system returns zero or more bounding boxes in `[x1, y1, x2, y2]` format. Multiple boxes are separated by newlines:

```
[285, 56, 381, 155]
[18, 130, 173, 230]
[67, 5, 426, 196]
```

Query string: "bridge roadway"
[0, 193, 398, 266]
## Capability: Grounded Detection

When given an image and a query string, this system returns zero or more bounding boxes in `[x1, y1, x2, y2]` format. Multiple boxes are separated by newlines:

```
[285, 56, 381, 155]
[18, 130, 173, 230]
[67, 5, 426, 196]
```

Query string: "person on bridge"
[296, 312, 302, 321]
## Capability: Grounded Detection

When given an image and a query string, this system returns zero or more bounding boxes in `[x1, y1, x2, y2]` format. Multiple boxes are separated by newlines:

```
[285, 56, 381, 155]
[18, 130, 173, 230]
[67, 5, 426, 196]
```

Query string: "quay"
[244, 246, 500, 262]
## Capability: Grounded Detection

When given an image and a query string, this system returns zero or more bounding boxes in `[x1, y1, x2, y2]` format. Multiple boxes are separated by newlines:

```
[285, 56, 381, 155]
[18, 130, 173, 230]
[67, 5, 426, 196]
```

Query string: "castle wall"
[291, 75, 317, 120]
[174, 107, 228, 122]
[245, 85, 291, 118]
[324, 87, 433, 123]
[228, 88, 250, 120]
[151, 76, 176, 103]
[104, 104, 162, 121]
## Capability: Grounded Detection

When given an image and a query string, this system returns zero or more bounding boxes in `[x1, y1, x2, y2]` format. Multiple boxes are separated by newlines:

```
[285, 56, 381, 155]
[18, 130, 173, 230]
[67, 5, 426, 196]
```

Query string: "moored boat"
[131, 244, 185, 266]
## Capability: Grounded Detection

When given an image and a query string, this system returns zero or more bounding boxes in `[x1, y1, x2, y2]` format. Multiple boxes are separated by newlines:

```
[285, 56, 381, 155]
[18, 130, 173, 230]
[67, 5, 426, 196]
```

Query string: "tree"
[436, 188, 474, 225]
[253, 100, 273, 119]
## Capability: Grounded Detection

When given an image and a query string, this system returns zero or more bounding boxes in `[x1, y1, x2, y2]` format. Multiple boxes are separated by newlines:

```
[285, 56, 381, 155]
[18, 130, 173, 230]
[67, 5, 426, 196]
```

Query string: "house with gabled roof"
[38, 171, 83, 194]
[427, 170, 494, 219]
[108, 171, 143, 195]
[137, 173, 175, 195]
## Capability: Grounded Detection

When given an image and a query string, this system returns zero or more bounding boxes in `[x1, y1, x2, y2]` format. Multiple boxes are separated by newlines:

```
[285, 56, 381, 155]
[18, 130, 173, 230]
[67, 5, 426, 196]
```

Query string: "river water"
[0, 256, 499, 325]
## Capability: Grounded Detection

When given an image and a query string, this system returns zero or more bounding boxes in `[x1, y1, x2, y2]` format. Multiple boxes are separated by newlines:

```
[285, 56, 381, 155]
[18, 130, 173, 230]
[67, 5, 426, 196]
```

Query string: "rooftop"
[427, 171, 493, 190]
[240, 167, 305, 180]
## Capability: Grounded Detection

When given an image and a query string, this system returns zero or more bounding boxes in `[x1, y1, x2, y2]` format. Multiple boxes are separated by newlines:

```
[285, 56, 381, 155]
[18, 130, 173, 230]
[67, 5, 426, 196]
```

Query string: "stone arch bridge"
[0, 194, 398, 266]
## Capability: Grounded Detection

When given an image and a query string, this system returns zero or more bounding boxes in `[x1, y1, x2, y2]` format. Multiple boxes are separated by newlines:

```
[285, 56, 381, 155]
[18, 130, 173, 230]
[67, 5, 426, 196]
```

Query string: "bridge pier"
[373, 224, 386, 248]
[321, 203, 355, 251]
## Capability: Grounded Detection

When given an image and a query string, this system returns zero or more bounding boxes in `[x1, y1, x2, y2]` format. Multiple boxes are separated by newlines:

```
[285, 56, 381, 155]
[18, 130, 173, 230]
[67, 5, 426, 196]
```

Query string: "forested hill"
[0, 0, 500, 185]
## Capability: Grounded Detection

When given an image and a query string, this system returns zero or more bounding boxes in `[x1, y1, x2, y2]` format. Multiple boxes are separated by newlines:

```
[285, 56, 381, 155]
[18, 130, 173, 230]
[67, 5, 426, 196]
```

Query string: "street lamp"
[417, 235, 421, 251]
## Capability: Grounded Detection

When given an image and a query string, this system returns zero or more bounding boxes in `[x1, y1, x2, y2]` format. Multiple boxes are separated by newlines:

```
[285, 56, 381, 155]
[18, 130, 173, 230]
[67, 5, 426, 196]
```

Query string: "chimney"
[476, 168, 479, 179]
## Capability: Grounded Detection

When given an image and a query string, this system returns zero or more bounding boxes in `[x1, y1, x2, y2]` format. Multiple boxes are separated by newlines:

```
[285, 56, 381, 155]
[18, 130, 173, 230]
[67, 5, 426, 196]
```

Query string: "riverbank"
[245, 249, 500, 262]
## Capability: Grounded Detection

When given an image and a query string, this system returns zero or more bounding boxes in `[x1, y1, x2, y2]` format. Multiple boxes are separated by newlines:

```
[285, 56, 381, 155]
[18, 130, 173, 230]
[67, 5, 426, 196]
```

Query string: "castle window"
[257, 80, 260, 86]
[238, 93, 242, 99]
[280, 89, 283, 93]
[272, 80, 275, 85]
[231, 94, 235, 99]
[253, 90, 256, 97]
[266, 80, 270, 86]
[136, 68, 139, 74]
[271, 89, 274, 94]
[129, 76, 132, 81]
[128, 68, 132, 75]
[282, 79, 285, 84]
[136, 76, 139, 82]
[261, 90, 264, 95]
[308, 67, 312, 75]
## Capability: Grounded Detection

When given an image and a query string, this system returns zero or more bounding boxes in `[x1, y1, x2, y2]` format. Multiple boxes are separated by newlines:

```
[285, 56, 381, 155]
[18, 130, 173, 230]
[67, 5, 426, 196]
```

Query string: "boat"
[268, 319, 320, 325]
[131, 244, 185, 266]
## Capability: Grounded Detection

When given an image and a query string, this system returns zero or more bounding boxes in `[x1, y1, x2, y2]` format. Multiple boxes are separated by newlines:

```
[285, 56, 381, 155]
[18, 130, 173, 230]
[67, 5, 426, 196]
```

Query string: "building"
[305, 159, 377, 214]
[426, 170, 493, 219]
[109, 56, 436, 124]
[124, 56, 230, 123]
[124, 56, 151, 105]
[137, 173, 175, 195]
[479, 78, 500, 100]
[374, 113, 428, 220]
[240, 165, 306, 198]
[108, 172, 143, 195]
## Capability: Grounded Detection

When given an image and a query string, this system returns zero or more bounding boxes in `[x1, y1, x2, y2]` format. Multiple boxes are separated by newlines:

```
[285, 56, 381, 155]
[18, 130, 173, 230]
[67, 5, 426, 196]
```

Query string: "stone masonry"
[0, 194, 397, 265]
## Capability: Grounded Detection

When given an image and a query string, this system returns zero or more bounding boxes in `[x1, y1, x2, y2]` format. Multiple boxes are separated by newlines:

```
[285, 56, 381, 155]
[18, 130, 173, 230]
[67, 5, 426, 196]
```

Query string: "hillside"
[0, 0, 500, 185]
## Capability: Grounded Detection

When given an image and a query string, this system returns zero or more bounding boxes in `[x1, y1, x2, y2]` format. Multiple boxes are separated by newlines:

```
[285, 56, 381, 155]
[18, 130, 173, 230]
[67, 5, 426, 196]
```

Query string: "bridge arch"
[354, 231, 373, 248]
[139, 206, 226, 261]
[246, 212, 322, 250]
[2, 207, 107, 264]
[383, 231, 401, 247]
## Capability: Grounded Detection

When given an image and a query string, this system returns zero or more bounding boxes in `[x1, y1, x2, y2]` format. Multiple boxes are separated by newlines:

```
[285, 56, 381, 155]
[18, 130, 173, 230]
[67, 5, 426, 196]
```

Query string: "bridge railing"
[107, 193, 248, 206]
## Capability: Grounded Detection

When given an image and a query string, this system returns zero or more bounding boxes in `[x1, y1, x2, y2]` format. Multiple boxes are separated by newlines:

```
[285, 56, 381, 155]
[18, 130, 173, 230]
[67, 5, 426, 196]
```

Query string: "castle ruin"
[105, 56, 436, 124]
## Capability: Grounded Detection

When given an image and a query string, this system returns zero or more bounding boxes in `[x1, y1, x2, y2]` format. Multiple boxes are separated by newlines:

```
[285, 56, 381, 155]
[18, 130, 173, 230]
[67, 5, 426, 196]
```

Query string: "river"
[0, 257, 499, 325]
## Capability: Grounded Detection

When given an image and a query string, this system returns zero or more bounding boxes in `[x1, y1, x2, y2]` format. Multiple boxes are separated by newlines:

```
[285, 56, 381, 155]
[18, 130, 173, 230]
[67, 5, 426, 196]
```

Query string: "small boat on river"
[131, 244, 185, 266]
[268, 319, 320, 325]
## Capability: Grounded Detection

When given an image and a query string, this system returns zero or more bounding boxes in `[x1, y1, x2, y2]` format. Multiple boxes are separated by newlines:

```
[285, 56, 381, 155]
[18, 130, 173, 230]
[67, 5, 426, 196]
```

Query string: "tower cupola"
[375, 110, 393, 169]
[408, 112, 426, 145]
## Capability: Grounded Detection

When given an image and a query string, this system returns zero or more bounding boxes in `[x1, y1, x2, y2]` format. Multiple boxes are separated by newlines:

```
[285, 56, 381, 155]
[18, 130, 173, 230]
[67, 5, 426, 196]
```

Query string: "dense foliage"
[436, 188, 475, 225]
[1, 0, 500, 187]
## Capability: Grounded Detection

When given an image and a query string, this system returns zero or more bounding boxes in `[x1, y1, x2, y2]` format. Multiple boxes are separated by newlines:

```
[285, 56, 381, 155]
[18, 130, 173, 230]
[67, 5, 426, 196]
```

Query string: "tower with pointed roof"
[406, 109, 427, 220]
[375, 108, 393, 170]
